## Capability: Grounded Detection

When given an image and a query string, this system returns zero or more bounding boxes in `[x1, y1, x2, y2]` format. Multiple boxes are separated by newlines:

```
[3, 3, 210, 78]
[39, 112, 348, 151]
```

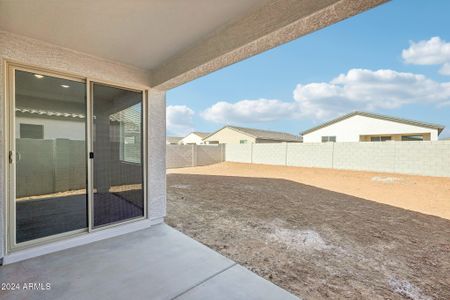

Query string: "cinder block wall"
[166, 145, 194, 168]
[333, 142, 396, 173]
[394, 141, 450, 177]
[225, 144, 252, 163]
[167, 144, 224, 168]
[196, 145, 225, 166]
[225, 141, 450, 177]
[287, 143, 334, 168]
[253, 143, 286, 165]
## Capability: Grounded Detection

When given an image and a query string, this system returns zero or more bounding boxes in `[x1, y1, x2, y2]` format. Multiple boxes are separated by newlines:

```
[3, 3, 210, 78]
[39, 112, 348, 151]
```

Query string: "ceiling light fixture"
[61, 84, 70, 88]
[34, 74, 44, 79]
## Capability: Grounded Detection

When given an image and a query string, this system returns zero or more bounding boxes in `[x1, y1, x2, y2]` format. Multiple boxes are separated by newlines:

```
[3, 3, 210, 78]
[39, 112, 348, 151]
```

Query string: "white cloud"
[402, 36, 450, 75]
[201, 68, 450, 123]
[166, 105, 194, 136]
[440, 63, 450, 76]
[293, 68, 450, 119]
[201, 99, 301, 124]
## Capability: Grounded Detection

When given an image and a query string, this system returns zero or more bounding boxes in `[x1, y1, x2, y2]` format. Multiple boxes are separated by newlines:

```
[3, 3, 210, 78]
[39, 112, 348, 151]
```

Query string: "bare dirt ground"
[167, 163, 450, 299]
[168, 162, 450, 220]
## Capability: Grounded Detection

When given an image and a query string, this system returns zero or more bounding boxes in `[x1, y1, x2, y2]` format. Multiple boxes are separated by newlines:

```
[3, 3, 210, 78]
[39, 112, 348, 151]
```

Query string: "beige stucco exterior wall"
[204, 127, 256, 144]
[0, 31, 167, 259]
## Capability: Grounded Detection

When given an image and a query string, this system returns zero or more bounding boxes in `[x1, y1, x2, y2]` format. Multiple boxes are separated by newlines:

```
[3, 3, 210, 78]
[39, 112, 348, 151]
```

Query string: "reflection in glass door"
[10, 66, 146, 249]
[92, 83, 145, 228]
[13, 69, 88, 244]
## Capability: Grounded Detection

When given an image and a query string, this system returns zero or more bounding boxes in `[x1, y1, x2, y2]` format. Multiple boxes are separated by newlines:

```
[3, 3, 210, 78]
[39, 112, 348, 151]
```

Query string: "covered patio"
[0, 224, 298, 300]
[0, 0, 387, 299]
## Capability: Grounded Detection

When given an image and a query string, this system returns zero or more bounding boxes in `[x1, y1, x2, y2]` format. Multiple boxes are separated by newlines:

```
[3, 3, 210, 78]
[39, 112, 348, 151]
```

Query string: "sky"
[167, 0, 450, 139]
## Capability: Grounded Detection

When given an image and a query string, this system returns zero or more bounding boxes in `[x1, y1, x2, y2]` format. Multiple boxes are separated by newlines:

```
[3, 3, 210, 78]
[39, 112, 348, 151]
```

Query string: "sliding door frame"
[4, 61, 148, 253]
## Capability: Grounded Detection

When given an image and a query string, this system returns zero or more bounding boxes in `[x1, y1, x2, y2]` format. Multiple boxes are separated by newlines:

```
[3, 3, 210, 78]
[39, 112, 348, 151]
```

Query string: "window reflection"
[15, 70, 87, 243]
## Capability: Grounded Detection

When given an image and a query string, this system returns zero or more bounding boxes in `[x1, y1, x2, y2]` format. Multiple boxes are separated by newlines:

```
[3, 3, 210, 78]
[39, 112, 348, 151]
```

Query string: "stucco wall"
[0, 31, 167, 258]
[225, 141, 450, 177]
[148, 90, 167, 222]
[303, 115, 440, 142]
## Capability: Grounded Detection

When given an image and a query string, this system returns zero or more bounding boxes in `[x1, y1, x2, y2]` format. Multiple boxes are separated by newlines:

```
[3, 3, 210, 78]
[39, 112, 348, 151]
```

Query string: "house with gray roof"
[301, 111, 445, 143]
[203, 125, 301, 144]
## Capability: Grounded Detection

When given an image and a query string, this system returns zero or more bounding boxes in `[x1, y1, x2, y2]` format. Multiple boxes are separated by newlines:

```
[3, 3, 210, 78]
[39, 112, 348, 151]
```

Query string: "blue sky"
[167, 0, 450, 139]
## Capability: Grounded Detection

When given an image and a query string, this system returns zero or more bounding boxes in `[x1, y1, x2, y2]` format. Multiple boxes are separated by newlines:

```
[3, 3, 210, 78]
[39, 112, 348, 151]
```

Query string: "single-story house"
[203, 125, 301, 144]
[178, 132, 210, 145]
[301, 111, 445, 143]
[166, 136, 183, 145]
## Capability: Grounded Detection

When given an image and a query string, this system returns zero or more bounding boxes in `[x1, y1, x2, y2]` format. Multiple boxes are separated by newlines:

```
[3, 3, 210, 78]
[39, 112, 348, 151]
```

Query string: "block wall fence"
[166, 144, 225, 169]
[225, 141, 450, 177]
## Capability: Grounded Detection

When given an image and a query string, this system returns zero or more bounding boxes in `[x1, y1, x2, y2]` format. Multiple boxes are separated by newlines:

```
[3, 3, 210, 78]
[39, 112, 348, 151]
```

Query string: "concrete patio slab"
[176, 264, 299, 300]
[0, 224, 298, 300]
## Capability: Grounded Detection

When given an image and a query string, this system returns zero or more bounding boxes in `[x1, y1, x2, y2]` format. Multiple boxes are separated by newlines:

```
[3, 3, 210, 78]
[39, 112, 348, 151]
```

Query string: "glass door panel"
[92, 83, 144, 228]
[14, 69, 87, 243]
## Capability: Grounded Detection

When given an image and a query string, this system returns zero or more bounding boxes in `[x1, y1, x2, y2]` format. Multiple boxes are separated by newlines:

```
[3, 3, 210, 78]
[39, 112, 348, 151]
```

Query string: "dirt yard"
[167, 163, 450, 299]
[168, 162, 450, 220]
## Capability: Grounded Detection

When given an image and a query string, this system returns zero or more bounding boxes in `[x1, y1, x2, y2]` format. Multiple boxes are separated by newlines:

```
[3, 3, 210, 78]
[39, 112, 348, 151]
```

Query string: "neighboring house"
[203, 125, 301, 144]
[301, 111, 445, 143]
[166, 136, 182, 145]
[178, 132, 210, 145]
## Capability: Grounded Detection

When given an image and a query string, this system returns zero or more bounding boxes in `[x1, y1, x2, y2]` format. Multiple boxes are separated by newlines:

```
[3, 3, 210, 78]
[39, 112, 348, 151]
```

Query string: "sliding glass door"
[9, 65, 146, 249]
[91, 83, 145, 228]
[13, 69, 88, 244]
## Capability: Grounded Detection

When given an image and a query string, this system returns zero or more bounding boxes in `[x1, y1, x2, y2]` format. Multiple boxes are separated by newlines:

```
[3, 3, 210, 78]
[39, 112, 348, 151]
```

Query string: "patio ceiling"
[0, 0, 388, 89]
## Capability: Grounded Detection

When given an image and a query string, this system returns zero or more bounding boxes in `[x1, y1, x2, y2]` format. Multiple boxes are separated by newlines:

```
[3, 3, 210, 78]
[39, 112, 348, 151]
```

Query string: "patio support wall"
[0, 31, 167, 259]
[148, 89, 167, 221]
